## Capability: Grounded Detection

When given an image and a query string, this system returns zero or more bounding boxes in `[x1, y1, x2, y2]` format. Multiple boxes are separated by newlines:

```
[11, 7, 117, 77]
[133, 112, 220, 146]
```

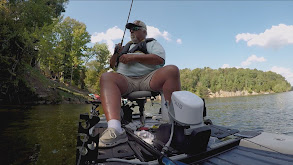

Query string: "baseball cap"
[126, 20, 147, 30]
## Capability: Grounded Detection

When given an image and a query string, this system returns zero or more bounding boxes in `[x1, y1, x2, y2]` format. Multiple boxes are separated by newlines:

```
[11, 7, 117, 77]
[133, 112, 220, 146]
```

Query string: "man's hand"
[110, 43, 123, 68]
[114, 43, 122, 54]
[119, 54, 164, 65]
[119, 54, 135, 64]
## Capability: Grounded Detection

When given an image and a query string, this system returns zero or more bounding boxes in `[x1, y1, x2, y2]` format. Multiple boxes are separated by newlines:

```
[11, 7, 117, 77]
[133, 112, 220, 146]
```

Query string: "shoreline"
[208, 90, 273, 98]
[154, 90, 288, 101]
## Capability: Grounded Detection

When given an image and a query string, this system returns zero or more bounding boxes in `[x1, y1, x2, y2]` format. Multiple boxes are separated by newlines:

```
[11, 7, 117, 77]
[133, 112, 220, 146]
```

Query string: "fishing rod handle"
[114, 43, 122, 54]
[114, 43, 124, 68]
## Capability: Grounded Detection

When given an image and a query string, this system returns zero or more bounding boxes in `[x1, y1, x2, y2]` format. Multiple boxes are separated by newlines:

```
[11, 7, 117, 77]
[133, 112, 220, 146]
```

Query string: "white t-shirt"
[117, 40, 165, 77]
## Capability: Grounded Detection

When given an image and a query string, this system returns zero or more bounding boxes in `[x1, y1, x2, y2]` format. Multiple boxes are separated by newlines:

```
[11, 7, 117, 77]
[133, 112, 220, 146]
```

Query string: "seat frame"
[121, 91, 160, 125]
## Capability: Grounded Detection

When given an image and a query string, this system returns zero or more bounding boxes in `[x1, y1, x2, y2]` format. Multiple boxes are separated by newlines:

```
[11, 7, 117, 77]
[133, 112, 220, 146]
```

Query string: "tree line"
[180, 67, 292, 98]
[0, 0, 109, 103]
[1, 1, 291, 103]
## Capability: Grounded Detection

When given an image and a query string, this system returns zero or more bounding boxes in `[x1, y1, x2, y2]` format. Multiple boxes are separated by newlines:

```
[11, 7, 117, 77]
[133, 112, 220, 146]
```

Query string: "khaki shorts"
[121, 70, 158, 96]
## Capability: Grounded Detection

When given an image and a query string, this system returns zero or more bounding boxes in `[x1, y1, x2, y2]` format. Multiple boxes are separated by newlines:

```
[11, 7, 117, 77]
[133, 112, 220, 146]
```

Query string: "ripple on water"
[206, 91, 293, 135]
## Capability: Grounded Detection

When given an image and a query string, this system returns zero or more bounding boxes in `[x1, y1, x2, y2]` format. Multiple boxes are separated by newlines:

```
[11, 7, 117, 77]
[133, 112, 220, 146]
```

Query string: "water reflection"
[0, 104, 93, 165]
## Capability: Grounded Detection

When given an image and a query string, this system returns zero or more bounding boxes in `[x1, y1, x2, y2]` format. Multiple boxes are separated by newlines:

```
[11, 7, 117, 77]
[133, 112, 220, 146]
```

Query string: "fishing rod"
[113, 0, 134, 68]
[114, 0, 134, 54]
[122, 0, 134, 46]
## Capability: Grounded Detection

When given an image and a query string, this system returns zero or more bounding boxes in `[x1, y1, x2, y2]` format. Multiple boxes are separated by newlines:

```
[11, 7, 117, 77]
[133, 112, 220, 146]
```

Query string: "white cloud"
[271, 66, 293, 85]
[147, 26, 171, 41]
[176, 39, 182, 44]
[221, 64, 230, 68]
[241, 54, 266, 67]
[91, 25, 173, 53]
[236, 24, 293, 48]
[91, 26, 123, 54]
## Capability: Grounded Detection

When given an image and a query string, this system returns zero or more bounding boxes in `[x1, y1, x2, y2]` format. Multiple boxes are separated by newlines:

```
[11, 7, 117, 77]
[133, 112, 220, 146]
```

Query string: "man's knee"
[100, 72, 115, 84]
[164, 65, 180, 78]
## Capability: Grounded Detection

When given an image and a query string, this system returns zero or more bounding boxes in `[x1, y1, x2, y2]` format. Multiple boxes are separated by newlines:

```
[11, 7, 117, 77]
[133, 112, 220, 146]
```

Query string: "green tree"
[0, 0, 68, 103]
[179, 67, 291, 97]
[53, 17, 90, 85]
[85, 43, 111, 93]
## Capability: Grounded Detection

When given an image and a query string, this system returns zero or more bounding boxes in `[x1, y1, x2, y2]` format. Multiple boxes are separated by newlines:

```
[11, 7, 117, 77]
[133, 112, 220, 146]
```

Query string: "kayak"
[76, 91, 293, 165]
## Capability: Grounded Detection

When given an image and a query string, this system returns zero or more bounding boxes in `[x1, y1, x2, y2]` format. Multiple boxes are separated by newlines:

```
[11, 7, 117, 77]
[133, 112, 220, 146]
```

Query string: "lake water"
[0, 91, 292, 164]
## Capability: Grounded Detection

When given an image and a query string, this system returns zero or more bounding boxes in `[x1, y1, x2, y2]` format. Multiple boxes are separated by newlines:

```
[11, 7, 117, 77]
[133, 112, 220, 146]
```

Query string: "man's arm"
[119, 54, 164, 65]
[110, 43, 122, 69]
[110, 53, 118, 69]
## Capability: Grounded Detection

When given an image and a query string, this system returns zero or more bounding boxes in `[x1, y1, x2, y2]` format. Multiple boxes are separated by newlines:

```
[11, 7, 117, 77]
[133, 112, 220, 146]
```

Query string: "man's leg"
[100, 72, 128, 121]
[150, 65, 181, 102]
[98, 72, 129, 148]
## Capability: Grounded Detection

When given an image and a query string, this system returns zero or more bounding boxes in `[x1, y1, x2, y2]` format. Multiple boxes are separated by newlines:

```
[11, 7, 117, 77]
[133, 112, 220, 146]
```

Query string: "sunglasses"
[130, 26, 141, 31]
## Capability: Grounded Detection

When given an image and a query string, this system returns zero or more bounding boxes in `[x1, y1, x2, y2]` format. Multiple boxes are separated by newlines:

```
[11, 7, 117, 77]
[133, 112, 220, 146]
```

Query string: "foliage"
[85, 43, 111, 93]
[54, 17, 90, 84]
[37, 16, 91, 85]
[0, 0, 68, 103]
[180, 67, 292, 98]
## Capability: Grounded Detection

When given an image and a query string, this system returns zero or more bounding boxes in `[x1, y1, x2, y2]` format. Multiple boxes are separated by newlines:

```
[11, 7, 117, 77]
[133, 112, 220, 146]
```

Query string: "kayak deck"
[199, 146, 293, 165]
[77, 113, 293, 165]
[91, 118, 242, 164]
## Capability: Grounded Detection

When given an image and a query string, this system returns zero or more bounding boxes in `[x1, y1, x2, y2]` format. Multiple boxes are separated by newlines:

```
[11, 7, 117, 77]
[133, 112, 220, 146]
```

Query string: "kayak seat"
[122, 91, 160, 125]
[125, 91, 154, 101]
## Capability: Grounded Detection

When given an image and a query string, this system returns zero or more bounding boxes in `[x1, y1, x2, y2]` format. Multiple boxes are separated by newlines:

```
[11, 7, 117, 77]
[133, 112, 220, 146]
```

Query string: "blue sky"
[64, 0, 293, 85]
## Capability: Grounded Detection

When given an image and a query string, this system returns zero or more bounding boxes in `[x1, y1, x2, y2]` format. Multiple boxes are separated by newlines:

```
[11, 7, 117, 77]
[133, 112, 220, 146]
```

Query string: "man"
[98, 20, 181, 148]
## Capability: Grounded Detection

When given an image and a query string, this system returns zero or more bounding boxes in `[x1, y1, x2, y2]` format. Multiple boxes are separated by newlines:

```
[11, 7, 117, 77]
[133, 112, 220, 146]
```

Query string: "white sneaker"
[98, 128, 128, 148]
